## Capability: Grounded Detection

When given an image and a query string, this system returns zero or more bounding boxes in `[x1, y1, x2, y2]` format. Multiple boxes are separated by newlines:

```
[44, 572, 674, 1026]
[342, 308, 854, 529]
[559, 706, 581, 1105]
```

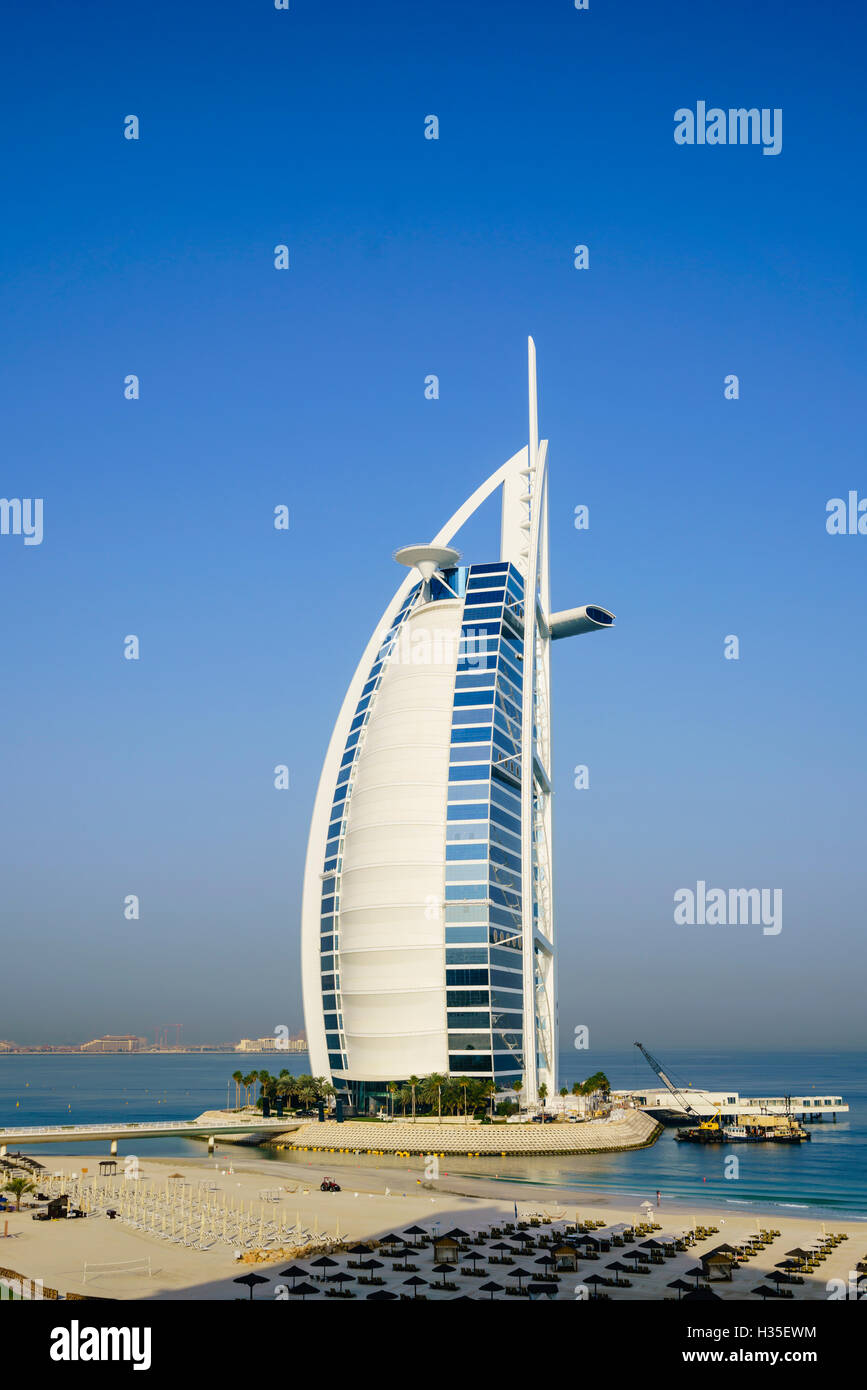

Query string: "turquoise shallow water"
[1, 1049, 864, 1220]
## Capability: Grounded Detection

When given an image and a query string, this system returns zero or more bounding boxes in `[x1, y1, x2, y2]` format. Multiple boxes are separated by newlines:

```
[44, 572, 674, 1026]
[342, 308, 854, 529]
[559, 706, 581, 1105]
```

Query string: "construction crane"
[634, 1041, 720, 1130]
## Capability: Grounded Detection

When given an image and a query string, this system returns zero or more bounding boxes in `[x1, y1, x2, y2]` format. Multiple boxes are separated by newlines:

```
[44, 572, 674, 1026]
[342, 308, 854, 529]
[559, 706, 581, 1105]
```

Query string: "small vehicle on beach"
[320, 1178, 341, 1192]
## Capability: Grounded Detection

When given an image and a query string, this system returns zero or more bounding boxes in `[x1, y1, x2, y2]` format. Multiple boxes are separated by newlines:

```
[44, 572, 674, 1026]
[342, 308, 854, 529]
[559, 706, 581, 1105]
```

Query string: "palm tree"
[407, 1075, 421, 1123]
[454, 1077, 472, 1124]
[511, 1079, 523, 1116]
[277, 1071, 296, 1108]
[296, 1075, 318, 1111]
[231, 1070, 243, 1110]
[3, 1177, 35, 1211]
[421, 1073, 447, 1121]
[485, 1079, 497, 1119]
[387, 1083, 397, 1119]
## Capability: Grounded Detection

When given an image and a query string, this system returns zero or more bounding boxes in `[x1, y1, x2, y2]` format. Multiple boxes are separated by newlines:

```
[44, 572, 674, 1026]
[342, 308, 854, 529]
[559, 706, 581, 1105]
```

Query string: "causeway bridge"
[0, 1115, 300, 1157]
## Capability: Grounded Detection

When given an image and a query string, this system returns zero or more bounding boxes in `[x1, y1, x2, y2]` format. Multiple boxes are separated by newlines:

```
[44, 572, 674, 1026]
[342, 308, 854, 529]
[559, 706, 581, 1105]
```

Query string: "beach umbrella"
[432, 1262, 456, 1286]
[621, 1249, 644, 1262]
[310, 1255, 338, 1269]
[767, 1271, 791, 1285]
[233, 1273, 270, 1301]
[348, 1242, 374, 1254]
[667, 1278, 693, 1300]
[683, 1288, 721, 1301]
[288, 1281, 318, 1300]
[606, 1261, 630, 1285]
[279, 1265, 309, 1287]
[464, 1251, 484, 1265]
[751, 1285, 777, 1299]
[507, 1268, 534, 1286]
[775, 1259, 801, 1271]
[535, 1254, 556, 1268]
[360, 1257, 384, 1270]
[403, 1275, 427, 1298]
[403, 1226, 427, 1245]
[581, 1274, 607, 1300]
[490, 1241, 515, 1252]
[640, 1238, 666, 1250]
[327, 1271, 355, 1285]
[377, 1233, 405, 1247]
[785, 1247, 811, 1258]
[444, 1227, 470, 1239]
[513, 1232, 534, 1245]
[685, 1266, 707, 1286]
[367, 1289, 399, 1300]
[479, 1280, 505, 1301]
[452, 1294, 475, 1300]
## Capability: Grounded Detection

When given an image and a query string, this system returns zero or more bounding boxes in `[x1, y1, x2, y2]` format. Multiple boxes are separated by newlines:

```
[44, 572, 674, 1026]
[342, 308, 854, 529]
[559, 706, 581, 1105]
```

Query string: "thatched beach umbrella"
[233, 1273, 270, 1301]
[751, 1285, 777, 1299]
[667, 1278, 693, 1300]
[507, 1268, 534, 1288]
[605, 1260, 630, 1286]
[479, 1280, 505, 1301]
[403, 1275, 427, 1298]
[432, 1262, 457, 1286]
[279, 1265, 309, 1288]
[367, 1289, 399, 1300]
[288, 1281, 318, 1300]
[403, 1225, 427, 1245]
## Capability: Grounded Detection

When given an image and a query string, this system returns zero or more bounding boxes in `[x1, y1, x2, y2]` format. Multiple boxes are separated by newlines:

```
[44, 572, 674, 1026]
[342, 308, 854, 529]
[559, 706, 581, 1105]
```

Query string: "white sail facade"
[300, 340, 613, 1111]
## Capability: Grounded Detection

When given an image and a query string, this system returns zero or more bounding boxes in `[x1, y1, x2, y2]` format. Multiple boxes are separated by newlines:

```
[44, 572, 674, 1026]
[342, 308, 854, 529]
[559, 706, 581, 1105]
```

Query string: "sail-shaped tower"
[300, 339, 614, 1112]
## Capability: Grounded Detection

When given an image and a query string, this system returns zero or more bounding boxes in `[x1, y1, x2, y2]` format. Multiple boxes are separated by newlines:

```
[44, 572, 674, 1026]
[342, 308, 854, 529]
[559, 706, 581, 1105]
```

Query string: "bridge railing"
[0, 1118, 292, 1138]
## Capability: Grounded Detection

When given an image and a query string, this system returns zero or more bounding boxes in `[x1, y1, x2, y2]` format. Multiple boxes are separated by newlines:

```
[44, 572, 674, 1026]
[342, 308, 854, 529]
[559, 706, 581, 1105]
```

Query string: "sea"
[1, 1049, 864, 1221]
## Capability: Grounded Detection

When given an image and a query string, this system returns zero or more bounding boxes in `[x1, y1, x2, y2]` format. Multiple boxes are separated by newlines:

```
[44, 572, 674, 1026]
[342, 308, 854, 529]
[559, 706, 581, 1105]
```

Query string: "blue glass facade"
[442, 562, 526, 1083]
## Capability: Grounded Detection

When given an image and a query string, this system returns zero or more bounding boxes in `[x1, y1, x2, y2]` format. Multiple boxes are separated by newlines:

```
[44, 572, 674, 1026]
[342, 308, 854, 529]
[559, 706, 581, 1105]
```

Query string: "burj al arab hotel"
[301, 340, 614, 1113]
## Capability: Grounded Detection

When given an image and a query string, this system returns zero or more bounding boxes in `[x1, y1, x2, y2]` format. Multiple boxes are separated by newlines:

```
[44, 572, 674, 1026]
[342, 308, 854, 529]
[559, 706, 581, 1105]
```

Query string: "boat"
[676, 1120, 810, 1144]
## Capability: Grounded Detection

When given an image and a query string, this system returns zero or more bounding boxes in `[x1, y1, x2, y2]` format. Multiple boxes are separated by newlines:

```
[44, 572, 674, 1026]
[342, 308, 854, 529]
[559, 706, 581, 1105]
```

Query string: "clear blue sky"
[1, 0, 865, 1050]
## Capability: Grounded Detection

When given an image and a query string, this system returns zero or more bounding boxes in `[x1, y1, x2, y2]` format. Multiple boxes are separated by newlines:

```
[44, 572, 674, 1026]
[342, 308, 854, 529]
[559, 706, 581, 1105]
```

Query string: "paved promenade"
[283, 1108, 660, 1156]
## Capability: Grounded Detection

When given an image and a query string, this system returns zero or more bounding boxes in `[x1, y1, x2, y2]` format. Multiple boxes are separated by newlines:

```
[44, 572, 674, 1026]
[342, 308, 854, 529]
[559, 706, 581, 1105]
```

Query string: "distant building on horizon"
[234, 1036, 307, 1054]
[79, 1034, 148, 1053]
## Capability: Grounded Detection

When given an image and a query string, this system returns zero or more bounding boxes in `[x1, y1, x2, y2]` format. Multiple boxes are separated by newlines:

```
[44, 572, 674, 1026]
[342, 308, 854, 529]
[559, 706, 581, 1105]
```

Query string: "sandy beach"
[1, 1149, 863, 1302]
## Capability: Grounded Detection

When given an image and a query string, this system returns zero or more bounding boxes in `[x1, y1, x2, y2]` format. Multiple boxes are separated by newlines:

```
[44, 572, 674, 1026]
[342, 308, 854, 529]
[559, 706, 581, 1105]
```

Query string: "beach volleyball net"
[82, 1257, 152, 1283]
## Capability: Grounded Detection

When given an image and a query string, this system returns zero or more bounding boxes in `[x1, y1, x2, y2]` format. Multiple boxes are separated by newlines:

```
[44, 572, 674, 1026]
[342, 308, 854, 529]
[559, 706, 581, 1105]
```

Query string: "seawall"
[280, 1108, 661, 1157]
